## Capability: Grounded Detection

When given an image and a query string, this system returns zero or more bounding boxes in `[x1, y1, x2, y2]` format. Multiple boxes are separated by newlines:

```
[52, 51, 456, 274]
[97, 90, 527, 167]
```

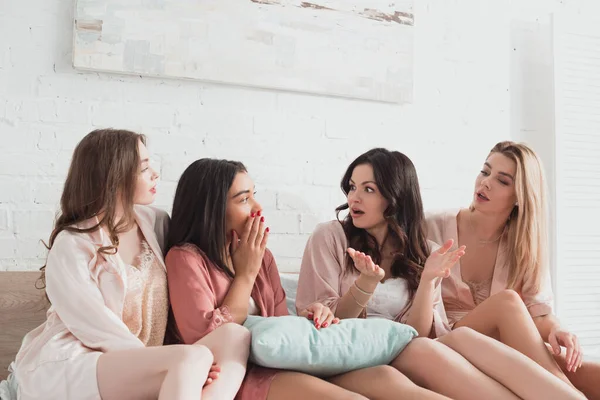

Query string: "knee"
[496, 289, 524, 308]
[211, 323, 251, 359]
[449, 326, 479, 342]
[403, 337, 438, 357]
[217, 322, 252, 346]
[369, 365, 401, 380]
[171, 344, 213, 368]
[392, 337, 440, 368]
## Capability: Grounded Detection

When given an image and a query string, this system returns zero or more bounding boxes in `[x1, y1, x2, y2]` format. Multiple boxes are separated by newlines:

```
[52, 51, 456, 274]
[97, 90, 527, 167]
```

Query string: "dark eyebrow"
[349, 179, 377, 185]
[140, 158, 150, 163]
[232, 186, 256, 199]
[484, 162, 514, 181]
[232, 190, 250, 198]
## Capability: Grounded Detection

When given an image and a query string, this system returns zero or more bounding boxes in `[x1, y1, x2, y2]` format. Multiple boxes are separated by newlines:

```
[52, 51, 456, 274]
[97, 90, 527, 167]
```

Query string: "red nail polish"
[314, 318, 319, 324]
[260, 216, 264, 222]
[307, 313, 314, 319]
[266, 227, 270, 233]
[322, 322, 328, 328]
[251, 212, 255, 217]
[257, 210, 262, 216]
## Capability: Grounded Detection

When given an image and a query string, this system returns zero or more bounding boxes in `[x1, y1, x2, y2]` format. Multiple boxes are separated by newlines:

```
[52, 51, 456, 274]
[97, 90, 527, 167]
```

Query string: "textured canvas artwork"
[73, 0, 414, 103]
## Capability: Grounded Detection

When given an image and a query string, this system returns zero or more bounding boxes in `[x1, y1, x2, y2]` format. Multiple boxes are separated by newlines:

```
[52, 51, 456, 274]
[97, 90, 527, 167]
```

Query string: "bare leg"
[266, 371, 368, 400]
[198, 323, 251, 400]
[329, 365, 451, 400]
[97, 323, 250, 400]
[455, 290, 571, 386]
[391, 337, 519, 400]
[553, 349, 600, 400]
[439, 327, 586, 400]
[268, 365, 450, 400]
[98, 344, 212, 400]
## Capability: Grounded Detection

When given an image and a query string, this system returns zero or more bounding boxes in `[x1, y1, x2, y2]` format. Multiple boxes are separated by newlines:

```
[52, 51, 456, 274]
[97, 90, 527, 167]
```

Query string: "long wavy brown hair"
[336, 148, 430, 315]
[37, 129, 146, 293]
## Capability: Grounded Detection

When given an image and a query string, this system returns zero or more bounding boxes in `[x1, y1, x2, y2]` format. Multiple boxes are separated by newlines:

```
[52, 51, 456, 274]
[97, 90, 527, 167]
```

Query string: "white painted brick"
[146, 131, 204, 157]
[91, 102, 126, 127]
[0, 179, 31, 203]
[13, 210, 56, 236]
[310, 163, 346, 187]
[0, 208, 9, 231]
[0, 259, 18, 271]
[255, 188, 277, 212]
[201, 86, 278, 114]
[2, 101, 19, 126]
[153, 181, 178, 209]
[36, 124, 88, 151]
[16, 238, 50, 259]
[0, 237, 17, 258]
[123, 103, 175, 128]
[1, 123, 39, 151]
[160, 158, 195, 182]
[299, 213, 329, 234]
[276, 186, 337, 213]
[266, 211, 300, 235]
[33, 181, 63, 206]
[253, 114, 325, 138]
[38, 99, 90, 124]
[17, 100, 41, 122]
[267, 234, 310, 259]
[38, 74, 124, 101]
[203, 112, 254, 138]
[0, 154, 58, 177]
[120, 80, 201, 105]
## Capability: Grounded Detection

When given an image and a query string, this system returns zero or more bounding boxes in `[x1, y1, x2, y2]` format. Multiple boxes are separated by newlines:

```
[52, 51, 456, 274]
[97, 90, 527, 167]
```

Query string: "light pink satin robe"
[13, 205, 169, 400]
[295, 220, 452, 338]
[426, 209, 553, 330]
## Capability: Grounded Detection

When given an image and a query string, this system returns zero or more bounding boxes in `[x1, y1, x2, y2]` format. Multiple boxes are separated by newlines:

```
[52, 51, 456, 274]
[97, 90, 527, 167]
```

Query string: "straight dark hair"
[167, 158, 247, 277]
[336, 148, 430, 313]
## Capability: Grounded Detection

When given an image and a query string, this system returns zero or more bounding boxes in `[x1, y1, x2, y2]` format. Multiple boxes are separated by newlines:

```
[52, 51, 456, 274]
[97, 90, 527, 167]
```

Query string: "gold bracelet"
[353, 280, 374, 296]
[349, 286, 369, 308]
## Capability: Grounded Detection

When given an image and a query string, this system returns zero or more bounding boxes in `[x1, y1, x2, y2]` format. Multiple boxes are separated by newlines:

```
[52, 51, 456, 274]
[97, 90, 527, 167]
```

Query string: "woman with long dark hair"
[296, 147, 585, 400]
[166, 158, 454, 400]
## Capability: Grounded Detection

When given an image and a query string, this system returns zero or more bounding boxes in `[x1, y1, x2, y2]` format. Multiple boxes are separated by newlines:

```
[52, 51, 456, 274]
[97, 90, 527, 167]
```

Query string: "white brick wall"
[1, 0, 529, 272]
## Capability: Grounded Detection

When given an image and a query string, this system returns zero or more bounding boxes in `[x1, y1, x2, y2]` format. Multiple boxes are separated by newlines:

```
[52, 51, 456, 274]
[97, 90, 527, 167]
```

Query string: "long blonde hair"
[490, 141, 548, 292]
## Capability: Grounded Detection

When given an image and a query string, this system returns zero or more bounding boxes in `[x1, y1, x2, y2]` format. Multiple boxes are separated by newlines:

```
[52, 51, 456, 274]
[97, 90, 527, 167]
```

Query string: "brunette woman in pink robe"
[11, 129, 250, 400]
[296, 148, 586, 400]
[426, 141, 600, 399]
[165, 158, 465, 400]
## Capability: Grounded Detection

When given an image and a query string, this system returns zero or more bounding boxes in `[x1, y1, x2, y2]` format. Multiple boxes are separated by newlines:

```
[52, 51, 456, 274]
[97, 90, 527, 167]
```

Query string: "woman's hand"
[299, 303, 340, 330]
[549, 327, 583, 372]
[228, 211, 269, 279]
[347, 248, 385, 282]
[421, 239, 465, 282]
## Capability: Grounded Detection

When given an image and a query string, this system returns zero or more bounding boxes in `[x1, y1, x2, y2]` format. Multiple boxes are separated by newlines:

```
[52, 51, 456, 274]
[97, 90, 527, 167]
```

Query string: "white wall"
[1, 0, 512, 271]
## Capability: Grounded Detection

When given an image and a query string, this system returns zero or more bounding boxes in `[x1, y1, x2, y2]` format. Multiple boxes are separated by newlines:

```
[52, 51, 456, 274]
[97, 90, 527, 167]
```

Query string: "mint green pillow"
[243, 315, 417, 377]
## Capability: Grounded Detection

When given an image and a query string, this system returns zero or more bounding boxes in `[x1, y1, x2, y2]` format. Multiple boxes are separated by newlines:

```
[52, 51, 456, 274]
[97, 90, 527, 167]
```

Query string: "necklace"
[468, 212, 505, 245]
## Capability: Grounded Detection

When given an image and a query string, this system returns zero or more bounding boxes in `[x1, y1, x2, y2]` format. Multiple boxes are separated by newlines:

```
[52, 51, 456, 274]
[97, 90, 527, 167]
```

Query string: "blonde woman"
[427, 141, 600, 399]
